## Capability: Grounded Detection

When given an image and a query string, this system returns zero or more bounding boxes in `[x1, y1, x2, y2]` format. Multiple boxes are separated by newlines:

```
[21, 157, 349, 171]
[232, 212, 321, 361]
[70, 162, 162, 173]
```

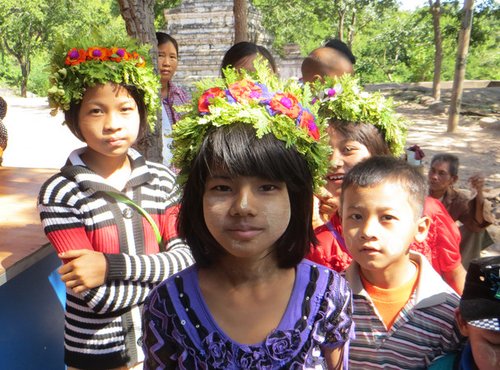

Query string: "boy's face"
[342, 181, 429, 272]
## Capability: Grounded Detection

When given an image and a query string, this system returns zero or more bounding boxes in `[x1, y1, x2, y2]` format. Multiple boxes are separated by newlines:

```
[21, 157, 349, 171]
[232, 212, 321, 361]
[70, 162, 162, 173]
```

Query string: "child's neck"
[206, 255, 284, 287]
[360, 257, 417, 290]
[81, 151, 131, 190]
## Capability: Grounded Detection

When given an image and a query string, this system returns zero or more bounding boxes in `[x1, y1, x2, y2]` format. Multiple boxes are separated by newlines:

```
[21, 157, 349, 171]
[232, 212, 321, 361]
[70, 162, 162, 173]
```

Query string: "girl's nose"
[103, 112, 122, 132]
[329, 148, 343, 169]
[230, 187, 257, 217]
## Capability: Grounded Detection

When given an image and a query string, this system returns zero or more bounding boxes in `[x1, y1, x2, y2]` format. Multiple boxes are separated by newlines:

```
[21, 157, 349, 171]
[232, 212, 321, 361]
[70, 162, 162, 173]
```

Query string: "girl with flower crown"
[306, 74, 466, 294]
[38, 37, 193, 369]
[142, 63, 353, 369]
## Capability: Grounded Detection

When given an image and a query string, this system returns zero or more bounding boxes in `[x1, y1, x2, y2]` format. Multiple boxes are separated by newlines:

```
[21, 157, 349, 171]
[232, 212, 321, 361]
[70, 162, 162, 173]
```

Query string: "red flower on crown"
[65, 48, 87, 66]
[109, 47, 130, 62]
[269, 92, 300, 119]
[87, 47, 109, 62]
[228, 79, 264, 103]
[298, 110, 319, 140]
[198, 87, 227, 113]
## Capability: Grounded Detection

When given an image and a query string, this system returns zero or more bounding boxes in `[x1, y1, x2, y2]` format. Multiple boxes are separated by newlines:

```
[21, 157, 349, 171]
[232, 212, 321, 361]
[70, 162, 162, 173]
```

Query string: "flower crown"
[47, 37, 160, 130]
[311, 75, 408, 156]
[171, 59, 330, 189]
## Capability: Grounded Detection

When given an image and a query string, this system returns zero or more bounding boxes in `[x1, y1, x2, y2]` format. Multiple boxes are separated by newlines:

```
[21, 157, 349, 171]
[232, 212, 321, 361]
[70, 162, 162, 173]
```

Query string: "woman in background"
[156, 31, 190, 167]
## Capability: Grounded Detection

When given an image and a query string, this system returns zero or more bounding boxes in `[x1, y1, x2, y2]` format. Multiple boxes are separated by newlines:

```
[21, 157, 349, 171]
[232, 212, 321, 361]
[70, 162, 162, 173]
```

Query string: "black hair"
[177, 123, 316, 268]
[64, 84, 148, 142]
[324, 38, 356, 65]
[329, 120, 391, 157]
[156, 32, 179, 55]
[430, 153, 459, 177]
[341, 156, 427, 218]
[221, 41, 277, 76]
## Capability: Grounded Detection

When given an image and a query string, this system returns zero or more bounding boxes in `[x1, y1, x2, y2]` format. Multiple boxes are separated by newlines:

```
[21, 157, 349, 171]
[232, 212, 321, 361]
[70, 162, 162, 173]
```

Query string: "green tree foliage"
[252, 0, 399, 54]
[0, 0, 126, 96]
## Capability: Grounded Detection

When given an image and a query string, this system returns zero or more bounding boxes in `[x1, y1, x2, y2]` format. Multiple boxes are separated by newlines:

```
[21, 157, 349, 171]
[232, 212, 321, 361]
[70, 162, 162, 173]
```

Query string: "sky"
[399, 0, 428, 11]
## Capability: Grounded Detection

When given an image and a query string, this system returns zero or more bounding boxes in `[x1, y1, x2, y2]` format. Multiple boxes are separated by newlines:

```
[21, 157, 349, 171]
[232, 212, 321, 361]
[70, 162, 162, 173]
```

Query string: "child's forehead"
[343, 181, 414, 209]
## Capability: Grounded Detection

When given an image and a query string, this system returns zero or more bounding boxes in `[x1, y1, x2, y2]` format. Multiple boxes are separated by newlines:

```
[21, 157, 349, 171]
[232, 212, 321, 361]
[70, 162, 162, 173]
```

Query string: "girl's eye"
[260, 184, 277, 192]
[349, 214, 362, 220]
[121, 105, 135, 112]
[213, 185, 231, 192]
[89, 108, 103, 115]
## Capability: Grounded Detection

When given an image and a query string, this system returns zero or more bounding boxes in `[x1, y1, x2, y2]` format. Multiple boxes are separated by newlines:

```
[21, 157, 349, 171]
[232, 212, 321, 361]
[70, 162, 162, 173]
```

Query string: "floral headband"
[171, 59, 330, 189]
[47, 38, 160, 130]
[311, 75, 408, 156]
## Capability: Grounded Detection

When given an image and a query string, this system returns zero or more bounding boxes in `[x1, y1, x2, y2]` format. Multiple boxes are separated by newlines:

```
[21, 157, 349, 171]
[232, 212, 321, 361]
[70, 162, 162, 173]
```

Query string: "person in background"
[142, 63, 353, 369]
[301, 38, 355, 83]
[0, 96, 7, 166]
[220, 41, 277, 77]
[156, 31, 190, 167]
[342, 156, 464, 369]
[306, 74, 466, 294]
[39, 35, 193, 369]
[428, 153, 494, 269]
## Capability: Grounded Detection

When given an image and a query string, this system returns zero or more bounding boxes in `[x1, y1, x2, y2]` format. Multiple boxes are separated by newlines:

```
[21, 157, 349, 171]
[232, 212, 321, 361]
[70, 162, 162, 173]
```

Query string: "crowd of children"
[35, 30, 498, 369]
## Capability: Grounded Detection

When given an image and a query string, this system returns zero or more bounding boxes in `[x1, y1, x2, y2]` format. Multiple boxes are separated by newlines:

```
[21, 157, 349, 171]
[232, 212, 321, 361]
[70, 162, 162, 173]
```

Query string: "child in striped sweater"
[38, 36, 193, 369]
[340, 156, 464, 369]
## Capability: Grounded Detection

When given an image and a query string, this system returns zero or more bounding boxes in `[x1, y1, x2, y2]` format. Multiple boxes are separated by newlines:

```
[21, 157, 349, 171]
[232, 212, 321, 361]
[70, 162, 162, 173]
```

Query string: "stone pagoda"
[163, 0, 302, 90]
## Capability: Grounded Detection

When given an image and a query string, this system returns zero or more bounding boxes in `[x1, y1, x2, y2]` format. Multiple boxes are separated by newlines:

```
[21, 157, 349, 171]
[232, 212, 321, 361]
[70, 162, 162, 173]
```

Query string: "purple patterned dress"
[142, 259, 353, 369]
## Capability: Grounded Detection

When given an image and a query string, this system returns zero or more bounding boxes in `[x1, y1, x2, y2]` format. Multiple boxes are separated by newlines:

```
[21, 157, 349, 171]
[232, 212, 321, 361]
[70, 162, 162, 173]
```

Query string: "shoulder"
[149, 264, 197, 299]
[169, 83, 191, 101]
[38, 171, 80, 205]
[299, 260, 352, 303]
[412, 253, 460, 307]
[145, 159, 177, 185]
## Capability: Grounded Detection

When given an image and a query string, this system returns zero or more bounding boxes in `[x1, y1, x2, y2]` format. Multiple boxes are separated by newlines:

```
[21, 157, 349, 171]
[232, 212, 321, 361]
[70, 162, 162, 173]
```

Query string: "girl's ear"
[414, 215, 431, 243]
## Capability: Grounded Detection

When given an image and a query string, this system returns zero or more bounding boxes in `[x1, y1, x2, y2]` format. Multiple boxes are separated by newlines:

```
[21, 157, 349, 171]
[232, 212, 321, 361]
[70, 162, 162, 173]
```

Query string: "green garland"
[171, 58, 331, 190]
[47, 35, 160, 131]
[312, 75, 409, 156]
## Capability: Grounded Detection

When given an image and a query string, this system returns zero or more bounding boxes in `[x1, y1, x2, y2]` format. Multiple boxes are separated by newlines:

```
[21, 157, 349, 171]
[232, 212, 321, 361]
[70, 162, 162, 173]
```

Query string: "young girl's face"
[203, 174, 291, 260]
[325, 127, 371, 200]
[78, 83, 140, 160]
[158, 41, 178, 86]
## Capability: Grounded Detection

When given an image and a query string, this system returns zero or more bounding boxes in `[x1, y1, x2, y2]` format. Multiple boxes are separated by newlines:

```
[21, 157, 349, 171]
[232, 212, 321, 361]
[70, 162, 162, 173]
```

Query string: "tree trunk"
[348, 10, 356, 48]
[448, 0, 474, 133]
[117, 0, 162, 162]
[234, 0, 248, 43]
[20, 62, 28, 98]
[429, 0, 442, 101]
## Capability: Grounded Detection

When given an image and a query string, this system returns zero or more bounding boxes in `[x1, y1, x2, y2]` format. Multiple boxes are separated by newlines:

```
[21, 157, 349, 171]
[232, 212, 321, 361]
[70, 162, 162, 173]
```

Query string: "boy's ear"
[451, 175, 458, 185]
[455, 309, 470, 337]
[414, 216, 431, 243]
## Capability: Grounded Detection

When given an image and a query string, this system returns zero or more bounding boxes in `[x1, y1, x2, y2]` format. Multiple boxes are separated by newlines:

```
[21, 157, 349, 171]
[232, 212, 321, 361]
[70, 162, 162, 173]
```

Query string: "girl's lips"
[226, 226, 263, 240]
[326, 174, 344, 182]
[106, 137, 126, 146]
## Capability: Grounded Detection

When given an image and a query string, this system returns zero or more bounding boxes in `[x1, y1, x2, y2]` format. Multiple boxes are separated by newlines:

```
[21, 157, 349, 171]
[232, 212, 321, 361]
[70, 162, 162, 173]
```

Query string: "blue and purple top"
[142, 259, 354, 369]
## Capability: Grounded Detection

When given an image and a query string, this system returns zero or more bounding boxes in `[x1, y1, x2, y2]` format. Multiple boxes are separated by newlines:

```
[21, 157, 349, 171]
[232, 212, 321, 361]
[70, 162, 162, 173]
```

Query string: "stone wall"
[163, 0, 303, 90]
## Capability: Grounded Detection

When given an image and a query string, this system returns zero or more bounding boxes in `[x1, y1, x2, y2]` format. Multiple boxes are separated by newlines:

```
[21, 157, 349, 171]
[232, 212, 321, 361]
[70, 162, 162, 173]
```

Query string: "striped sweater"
[345, 252, 464, 369]
[38, 148, 194, 369]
